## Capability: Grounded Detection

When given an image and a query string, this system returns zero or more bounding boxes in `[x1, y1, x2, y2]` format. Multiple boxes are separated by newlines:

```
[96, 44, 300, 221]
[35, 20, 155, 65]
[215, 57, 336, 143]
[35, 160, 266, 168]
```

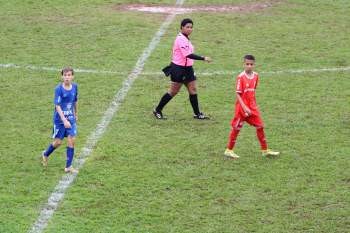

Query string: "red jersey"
[235, 71, 260, 116]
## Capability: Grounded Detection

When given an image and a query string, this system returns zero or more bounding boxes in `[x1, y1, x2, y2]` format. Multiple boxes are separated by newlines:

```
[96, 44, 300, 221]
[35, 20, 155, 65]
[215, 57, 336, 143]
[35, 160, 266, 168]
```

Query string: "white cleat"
[224, 149, 240, 159]
[262, 149, 280, 157]
[41, 151, 48, 167]
[64, 166, 79, 174]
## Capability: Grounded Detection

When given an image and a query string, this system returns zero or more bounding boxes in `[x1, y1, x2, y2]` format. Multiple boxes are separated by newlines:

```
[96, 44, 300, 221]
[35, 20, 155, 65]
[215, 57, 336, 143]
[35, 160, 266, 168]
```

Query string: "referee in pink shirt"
[153, 18, 212, 120]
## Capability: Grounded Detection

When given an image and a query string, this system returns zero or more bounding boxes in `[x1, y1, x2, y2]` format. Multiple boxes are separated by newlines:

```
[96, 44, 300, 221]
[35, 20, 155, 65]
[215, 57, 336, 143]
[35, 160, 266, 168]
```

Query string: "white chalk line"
[1, 63, 350, 77]
[28, 0, 185, 232]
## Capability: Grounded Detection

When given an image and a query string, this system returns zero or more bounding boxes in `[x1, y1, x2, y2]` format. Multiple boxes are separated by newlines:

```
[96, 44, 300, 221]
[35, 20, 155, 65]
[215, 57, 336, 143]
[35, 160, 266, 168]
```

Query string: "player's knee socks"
[156, 93, 173, 112]
[227, 128, 240, 150]
[66, 147, 74, 168]
[44, 144, 55, 157]
[256, 127, 268, 150]
[189, 94, 200, 115]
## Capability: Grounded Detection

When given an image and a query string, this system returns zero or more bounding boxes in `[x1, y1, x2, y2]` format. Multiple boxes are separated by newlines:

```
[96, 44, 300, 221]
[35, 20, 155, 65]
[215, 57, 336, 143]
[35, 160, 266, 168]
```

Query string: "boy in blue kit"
[41, 67, 78, 173]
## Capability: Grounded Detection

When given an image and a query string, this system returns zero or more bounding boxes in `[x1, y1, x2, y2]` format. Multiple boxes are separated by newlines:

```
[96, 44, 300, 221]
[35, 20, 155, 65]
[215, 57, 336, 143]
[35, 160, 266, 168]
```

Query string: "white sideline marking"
[1, 63, 350, 76]
[0, 63, 125, 75]
[28, 0, 185, 232]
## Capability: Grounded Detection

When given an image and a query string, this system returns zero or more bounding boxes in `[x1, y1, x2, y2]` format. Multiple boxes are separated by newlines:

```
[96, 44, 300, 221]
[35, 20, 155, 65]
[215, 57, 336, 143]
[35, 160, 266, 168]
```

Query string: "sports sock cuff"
[66, 147, 75, 168]
[44, 144, 55, 157]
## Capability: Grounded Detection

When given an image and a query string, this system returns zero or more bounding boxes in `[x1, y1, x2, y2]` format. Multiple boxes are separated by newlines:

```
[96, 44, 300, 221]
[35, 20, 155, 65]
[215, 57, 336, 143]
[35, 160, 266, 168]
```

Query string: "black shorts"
[170, 63, 196, 84]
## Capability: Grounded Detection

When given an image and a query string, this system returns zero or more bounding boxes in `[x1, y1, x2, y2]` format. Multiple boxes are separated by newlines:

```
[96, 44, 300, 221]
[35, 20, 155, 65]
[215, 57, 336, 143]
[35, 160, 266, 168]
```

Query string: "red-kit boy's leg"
[227, 116, 244, 150]
[246, 114, 267, 150]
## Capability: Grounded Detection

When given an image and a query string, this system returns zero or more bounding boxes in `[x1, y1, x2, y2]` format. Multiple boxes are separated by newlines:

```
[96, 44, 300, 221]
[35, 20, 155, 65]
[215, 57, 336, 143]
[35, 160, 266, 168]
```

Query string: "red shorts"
[231, 113, 264, 130]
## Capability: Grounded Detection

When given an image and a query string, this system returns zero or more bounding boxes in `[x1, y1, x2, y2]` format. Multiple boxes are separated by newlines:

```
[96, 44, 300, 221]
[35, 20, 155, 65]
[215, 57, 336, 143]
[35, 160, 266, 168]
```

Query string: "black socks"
[189, 94, 200, 115]
[156, 93, 173, 112]
[156, 93, 200, 115]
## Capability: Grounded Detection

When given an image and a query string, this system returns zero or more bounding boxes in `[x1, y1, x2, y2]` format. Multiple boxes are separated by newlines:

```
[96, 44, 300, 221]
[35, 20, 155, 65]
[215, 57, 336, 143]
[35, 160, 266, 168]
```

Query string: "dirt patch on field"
[115, 2, 277, 14]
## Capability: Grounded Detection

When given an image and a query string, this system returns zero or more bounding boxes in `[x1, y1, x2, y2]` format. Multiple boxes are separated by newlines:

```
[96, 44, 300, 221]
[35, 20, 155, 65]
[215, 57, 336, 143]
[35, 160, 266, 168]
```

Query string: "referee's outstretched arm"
[187, 53, 212, 62]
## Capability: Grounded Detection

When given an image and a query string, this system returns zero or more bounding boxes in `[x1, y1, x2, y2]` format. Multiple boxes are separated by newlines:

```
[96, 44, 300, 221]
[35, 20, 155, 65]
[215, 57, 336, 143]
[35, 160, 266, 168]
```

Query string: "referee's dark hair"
[181, 18, 193, 28]
[244, 54, 255, 61]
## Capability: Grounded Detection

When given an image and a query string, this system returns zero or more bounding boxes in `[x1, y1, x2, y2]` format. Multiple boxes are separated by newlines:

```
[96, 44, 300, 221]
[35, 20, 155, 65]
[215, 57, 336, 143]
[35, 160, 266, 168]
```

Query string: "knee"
[168, 90, 179, 97]
[232, 121, 243, 131]
[53, 139, 62, 148]
[191, 85, 197, 93]
[67, 138, 75, 148]
[233, 126, 242, 131]
[256, 126, 264, 131]
[189, 89, 197, 95]
[68, 142, 75, 148]
[188, 86, 197, 95]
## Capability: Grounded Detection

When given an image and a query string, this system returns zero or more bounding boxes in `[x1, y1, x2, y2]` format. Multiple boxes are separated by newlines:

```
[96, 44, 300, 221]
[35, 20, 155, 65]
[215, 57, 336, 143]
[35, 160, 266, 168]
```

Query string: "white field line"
[0, 63, 125, 75]
[1, 63, 350, 76]
[28, 0, 185, 232]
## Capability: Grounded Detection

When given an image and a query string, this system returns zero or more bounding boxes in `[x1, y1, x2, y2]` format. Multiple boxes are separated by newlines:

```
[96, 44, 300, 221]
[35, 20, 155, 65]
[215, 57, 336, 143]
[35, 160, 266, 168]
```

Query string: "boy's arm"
[74, 101, 78, 122]
[74, 84, 78, 121]
[235, 76, 251, 116]
[236, 93, 251, 116]
[54, 87, 71, 128]
[55, 105, 72, 128]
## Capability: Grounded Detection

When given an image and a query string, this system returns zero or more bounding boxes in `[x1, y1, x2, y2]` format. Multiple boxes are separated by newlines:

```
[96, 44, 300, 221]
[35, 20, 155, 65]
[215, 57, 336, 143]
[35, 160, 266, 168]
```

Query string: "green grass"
[0, 0, 349, 232]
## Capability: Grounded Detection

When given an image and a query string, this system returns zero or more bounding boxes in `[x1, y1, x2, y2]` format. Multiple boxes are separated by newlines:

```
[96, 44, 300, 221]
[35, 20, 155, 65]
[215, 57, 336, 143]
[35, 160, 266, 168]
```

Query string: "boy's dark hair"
[181, 18, 193, 28]
[61, 67, 74, 75]
[244, 55, 255, 61]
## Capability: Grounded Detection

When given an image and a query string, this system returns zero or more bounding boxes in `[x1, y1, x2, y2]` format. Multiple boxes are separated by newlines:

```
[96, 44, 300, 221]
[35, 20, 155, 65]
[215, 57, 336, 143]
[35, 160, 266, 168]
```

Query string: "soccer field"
[0, 0, 349, 232]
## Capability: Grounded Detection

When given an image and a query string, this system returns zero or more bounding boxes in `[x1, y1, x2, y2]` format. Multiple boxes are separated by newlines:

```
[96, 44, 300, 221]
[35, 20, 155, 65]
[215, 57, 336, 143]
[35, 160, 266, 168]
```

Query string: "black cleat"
[153, 109, 167, 120]
[193, 112, 210, 120]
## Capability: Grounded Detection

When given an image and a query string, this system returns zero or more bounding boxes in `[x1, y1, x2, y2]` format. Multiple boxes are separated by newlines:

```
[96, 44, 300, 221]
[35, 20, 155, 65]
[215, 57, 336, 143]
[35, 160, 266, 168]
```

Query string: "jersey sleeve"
[255, 74, 259, 89]
[54, 86, 62, 105]
[236, 76, 244, 93]
[177, 37, 192, 57]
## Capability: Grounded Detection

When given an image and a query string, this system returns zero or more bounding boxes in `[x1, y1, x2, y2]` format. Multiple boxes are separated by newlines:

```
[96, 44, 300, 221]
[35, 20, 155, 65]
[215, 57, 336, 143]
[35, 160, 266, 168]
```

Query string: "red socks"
[227, 128, 240, 150]
[256, 127, 268, 150]
[227, 127, 268, 150]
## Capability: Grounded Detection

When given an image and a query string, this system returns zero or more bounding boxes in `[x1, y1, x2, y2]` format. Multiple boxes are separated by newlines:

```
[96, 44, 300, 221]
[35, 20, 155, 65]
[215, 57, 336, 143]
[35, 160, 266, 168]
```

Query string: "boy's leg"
[247, 115, 280, 156]
[42, 124, 65, 166]
[227, 127, 241, 150]
[64, 124, 78, 173]
[65, 136, 77, 172]
[43, 139, 62, 157]
[224, 117, 243, 159]
[256, 127, 268, 150]
[227, 117, 244, 149]
[44, 124, 65, 157]
[246, 114, 267, 150]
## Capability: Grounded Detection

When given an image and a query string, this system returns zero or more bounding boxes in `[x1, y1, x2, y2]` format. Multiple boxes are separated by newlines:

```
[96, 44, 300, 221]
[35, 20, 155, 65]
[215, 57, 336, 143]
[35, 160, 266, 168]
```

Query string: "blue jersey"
[53, 83, 78, 124]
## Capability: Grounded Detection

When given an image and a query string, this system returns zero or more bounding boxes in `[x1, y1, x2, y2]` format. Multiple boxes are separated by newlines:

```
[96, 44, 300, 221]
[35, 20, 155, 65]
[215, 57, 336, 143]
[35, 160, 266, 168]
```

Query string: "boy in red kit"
[224, 55, 280, 159]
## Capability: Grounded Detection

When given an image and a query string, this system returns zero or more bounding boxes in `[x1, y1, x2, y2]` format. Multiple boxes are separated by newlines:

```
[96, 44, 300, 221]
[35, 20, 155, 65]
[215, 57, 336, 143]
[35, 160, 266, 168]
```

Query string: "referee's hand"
[204, 56, 212, 63]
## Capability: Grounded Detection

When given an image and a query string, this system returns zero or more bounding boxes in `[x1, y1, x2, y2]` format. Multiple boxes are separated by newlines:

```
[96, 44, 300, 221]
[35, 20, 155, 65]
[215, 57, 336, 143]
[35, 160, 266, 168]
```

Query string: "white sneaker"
[262, 149, 280, 157]
[224, 149, 240, 159]
[41, 151, 48, 167]
[64, 166, 79, 173]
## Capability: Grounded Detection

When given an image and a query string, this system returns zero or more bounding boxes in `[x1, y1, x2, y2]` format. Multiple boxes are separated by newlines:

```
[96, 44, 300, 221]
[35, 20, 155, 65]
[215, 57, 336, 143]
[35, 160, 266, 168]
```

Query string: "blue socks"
[44, 144, 55, 157]
[44, 144, 75, 168]
[66, 147, 74, 168]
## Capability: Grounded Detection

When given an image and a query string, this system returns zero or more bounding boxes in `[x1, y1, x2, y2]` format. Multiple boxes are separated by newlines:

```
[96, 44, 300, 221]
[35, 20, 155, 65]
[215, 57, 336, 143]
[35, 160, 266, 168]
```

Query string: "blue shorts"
[52, 123, 77, 139]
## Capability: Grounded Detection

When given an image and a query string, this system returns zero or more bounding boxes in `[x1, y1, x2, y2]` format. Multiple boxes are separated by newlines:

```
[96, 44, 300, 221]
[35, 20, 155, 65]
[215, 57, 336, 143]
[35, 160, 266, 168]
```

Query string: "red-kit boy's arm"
[236, 93, 251, 116]
[235, 76, 251, 115]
